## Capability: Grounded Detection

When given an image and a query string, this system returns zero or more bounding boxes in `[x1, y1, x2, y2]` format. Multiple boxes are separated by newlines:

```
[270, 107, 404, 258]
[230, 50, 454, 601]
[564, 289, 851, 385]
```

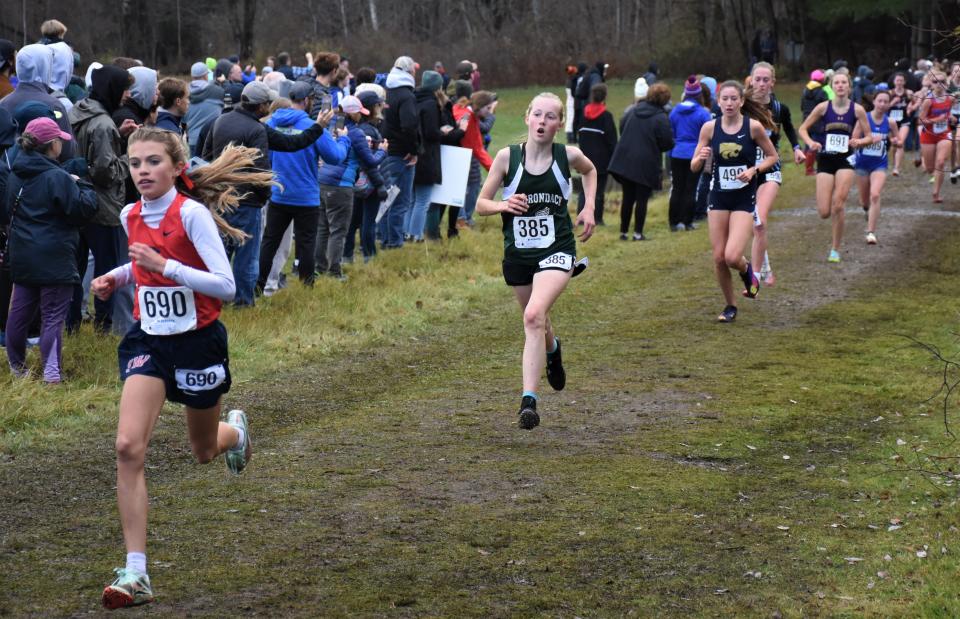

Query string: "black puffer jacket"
[3, 149, 98, 285]
[414, 88, 443, 185]
[608, 101, 674, 190]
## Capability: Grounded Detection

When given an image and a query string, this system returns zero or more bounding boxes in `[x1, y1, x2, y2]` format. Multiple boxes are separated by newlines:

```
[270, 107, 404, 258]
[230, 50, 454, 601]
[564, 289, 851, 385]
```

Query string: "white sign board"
[429, 145, 472, 207]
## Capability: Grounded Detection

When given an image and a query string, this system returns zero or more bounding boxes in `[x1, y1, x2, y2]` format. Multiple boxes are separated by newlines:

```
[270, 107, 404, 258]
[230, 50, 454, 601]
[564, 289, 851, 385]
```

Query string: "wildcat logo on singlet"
[526, 192, 563, 208]
[719, 143, 743, 160]
[126, 354, 151, 374]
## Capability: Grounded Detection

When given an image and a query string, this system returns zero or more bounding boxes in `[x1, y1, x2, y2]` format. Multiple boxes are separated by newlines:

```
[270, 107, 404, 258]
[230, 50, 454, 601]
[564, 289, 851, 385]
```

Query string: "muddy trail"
[1, 166, 958, 617]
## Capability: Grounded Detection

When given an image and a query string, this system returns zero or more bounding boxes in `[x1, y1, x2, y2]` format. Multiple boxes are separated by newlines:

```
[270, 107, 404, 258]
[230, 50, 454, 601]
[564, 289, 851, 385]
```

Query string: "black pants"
[577, 172, 608, 223]
[257, 202, 319, 289]
[619, 180, 653, 235]
[70, 222, 125, 332]
[426, 204, 460, 240]
[669, 158, 697, 227]
[694, 172, 711, 220]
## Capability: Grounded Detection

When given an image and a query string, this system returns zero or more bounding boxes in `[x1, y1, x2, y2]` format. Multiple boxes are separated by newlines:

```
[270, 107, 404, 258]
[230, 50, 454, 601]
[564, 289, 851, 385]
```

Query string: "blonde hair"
[717, 80, 774, 130]
[751, 61, 775, 79]
[525, 92, 564, 123]
[127, 127, 276, 242]
[40, 19, 67, 38]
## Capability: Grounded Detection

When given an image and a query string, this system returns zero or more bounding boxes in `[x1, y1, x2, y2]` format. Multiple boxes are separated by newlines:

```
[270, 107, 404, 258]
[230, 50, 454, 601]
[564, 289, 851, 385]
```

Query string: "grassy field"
[3, 80, 960, 616]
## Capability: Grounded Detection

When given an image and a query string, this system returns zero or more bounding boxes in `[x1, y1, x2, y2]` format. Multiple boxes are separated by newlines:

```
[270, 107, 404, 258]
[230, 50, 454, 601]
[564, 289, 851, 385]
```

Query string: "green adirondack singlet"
[501, 142, 576, 266]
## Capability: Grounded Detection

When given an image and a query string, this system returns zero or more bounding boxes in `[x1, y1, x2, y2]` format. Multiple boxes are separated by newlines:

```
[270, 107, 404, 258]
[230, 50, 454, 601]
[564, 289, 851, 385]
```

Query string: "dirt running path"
[1, 164, 956, 616]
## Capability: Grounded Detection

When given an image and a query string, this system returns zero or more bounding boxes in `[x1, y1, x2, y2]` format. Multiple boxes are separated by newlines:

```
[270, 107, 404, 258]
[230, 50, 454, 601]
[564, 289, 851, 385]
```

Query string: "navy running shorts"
[118, 320, 232, 409]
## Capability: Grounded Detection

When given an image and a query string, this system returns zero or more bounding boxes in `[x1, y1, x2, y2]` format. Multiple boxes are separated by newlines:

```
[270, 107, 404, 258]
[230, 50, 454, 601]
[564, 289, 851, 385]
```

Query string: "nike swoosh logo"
[736, 135, 745, 139]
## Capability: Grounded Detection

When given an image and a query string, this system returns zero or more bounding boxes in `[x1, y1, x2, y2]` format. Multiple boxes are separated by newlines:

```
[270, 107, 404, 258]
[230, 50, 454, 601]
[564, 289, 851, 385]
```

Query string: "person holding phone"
[315, 96, 386, 280]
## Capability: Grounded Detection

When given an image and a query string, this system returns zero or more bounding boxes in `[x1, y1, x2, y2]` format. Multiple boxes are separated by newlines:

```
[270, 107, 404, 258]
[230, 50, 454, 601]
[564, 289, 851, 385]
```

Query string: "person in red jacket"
[452, 90, 495, 227]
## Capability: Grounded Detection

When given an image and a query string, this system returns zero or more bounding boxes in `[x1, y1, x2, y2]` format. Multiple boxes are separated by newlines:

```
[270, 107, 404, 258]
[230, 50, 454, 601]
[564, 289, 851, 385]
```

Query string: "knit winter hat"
[810, 69, 825, 82]
[683, 75, 701, 99]
[634, 77, 648, 99]
[421, 70, 443, 92]
[191, 62, 208, 78]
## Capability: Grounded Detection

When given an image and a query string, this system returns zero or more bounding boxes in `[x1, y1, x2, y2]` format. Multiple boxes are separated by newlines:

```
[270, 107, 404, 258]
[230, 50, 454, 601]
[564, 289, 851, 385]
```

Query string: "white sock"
[231, 426, 246, 451]
[762, 251, 771, 274]
[126, 552, 147, 576]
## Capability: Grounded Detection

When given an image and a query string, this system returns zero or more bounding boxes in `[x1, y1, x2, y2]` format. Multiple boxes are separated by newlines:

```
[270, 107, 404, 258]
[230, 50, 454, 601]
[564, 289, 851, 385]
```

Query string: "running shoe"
[619, 233, 628, 241]
[952, 169, 959, 185]
[828, 249, 841, 263]
[225, 409, 252, 475]
[545, 338, 566, 391]
[672, 223, 686, 232]
[518, 396, 540, 430]
[632, 233, 646, 241]
[763, 271, 776, 287]
[102, 568, 154, 609]
[891, 169, 900, 177]
[717, 305, 737, 323]
[740, 262, 760, 299]
[866, 232, 878, 245]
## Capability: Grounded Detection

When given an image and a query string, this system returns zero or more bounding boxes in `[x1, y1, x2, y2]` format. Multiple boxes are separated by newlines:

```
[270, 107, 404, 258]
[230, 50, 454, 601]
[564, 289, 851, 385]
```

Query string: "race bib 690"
[138, 286, 197, 335]
[175, 364, 226, 392]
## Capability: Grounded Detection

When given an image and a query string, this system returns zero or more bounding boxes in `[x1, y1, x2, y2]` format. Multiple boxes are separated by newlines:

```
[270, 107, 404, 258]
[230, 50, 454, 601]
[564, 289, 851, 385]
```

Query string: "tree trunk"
[240, 0, 257, 60]
[368, 0, 379, 31]
[339, 0, 349, 38]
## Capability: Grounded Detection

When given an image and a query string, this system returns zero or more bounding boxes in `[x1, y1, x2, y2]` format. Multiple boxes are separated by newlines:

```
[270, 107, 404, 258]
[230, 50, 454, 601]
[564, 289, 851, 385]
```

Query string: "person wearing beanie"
[668, 75, 711, 231]
[576, 83, 617, 226]
[184, 61, 225, 156]
[407, 70, 447, 241]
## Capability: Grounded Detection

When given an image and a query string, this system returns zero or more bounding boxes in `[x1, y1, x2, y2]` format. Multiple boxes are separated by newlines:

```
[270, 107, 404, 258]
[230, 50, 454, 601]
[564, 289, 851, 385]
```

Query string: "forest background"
[0, 0, 956, 85]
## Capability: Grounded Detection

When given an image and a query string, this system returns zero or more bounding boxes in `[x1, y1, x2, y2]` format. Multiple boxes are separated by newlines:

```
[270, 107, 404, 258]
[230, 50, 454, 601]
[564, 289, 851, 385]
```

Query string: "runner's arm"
[797, 102, 827, 151]
[850, 105, 873, 149]
[476, 148, 516, 216]
[690, 121, 713, 173]
[567, 145, 597, 241]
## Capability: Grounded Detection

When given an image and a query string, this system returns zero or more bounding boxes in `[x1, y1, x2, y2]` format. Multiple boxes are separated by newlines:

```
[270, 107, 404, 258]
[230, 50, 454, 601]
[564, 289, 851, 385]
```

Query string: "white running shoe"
[866, 232, 878, 245]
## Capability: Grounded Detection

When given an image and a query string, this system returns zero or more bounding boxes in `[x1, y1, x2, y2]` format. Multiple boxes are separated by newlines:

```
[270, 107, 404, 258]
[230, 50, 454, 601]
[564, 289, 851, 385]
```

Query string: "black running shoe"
[518, 396, 540, 430]
[739, 262, 760, 299]
[545, 338, 566, 391]
[717, 305, 738, 323]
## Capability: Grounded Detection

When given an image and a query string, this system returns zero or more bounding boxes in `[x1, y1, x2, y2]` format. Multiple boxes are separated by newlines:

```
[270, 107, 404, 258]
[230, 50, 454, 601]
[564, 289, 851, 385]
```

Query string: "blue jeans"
[224, 206, 262, 306]
[459, 178, 481, 224]
[381, 155, 415, 247]
[405, 184, 433, 240]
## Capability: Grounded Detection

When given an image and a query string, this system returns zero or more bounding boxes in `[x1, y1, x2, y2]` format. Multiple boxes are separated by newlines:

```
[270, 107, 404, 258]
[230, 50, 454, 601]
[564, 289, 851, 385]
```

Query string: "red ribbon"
[179, 170, 195, 190]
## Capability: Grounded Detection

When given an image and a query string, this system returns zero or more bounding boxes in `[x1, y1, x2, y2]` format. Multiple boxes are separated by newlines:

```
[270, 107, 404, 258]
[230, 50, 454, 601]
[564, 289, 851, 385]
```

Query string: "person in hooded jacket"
[47, 42, 76, 112]
[3, 118, 98, 383]
[184, 62, 224, 157]
[576, 83, 617, 226]
[407, 70, 446, 242]
[112, 66, 157, 137]
[69, 64, 138, 334]
[381, 56, 421, 248]
[0, 43, 76, 162]
[573, 62, 605, 135]
[669, 75, 712, 231]
[258, 80, 349, 291]
[608, 83, 674, 241]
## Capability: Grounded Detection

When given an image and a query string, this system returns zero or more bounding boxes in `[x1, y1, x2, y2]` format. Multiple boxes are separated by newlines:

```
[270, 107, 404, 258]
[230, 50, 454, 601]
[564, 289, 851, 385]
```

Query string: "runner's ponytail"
[127, 127, 276, 243]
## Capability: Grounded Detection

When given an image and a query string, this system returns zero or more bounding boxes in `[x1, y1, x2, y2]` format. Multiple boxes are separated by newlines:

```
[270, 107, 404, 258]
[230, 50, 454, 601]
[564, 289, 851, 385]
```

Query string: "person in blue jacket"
[669, 75, 712, 231]
[315, 95, 387, 281]
[257, 81, 350, 293]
